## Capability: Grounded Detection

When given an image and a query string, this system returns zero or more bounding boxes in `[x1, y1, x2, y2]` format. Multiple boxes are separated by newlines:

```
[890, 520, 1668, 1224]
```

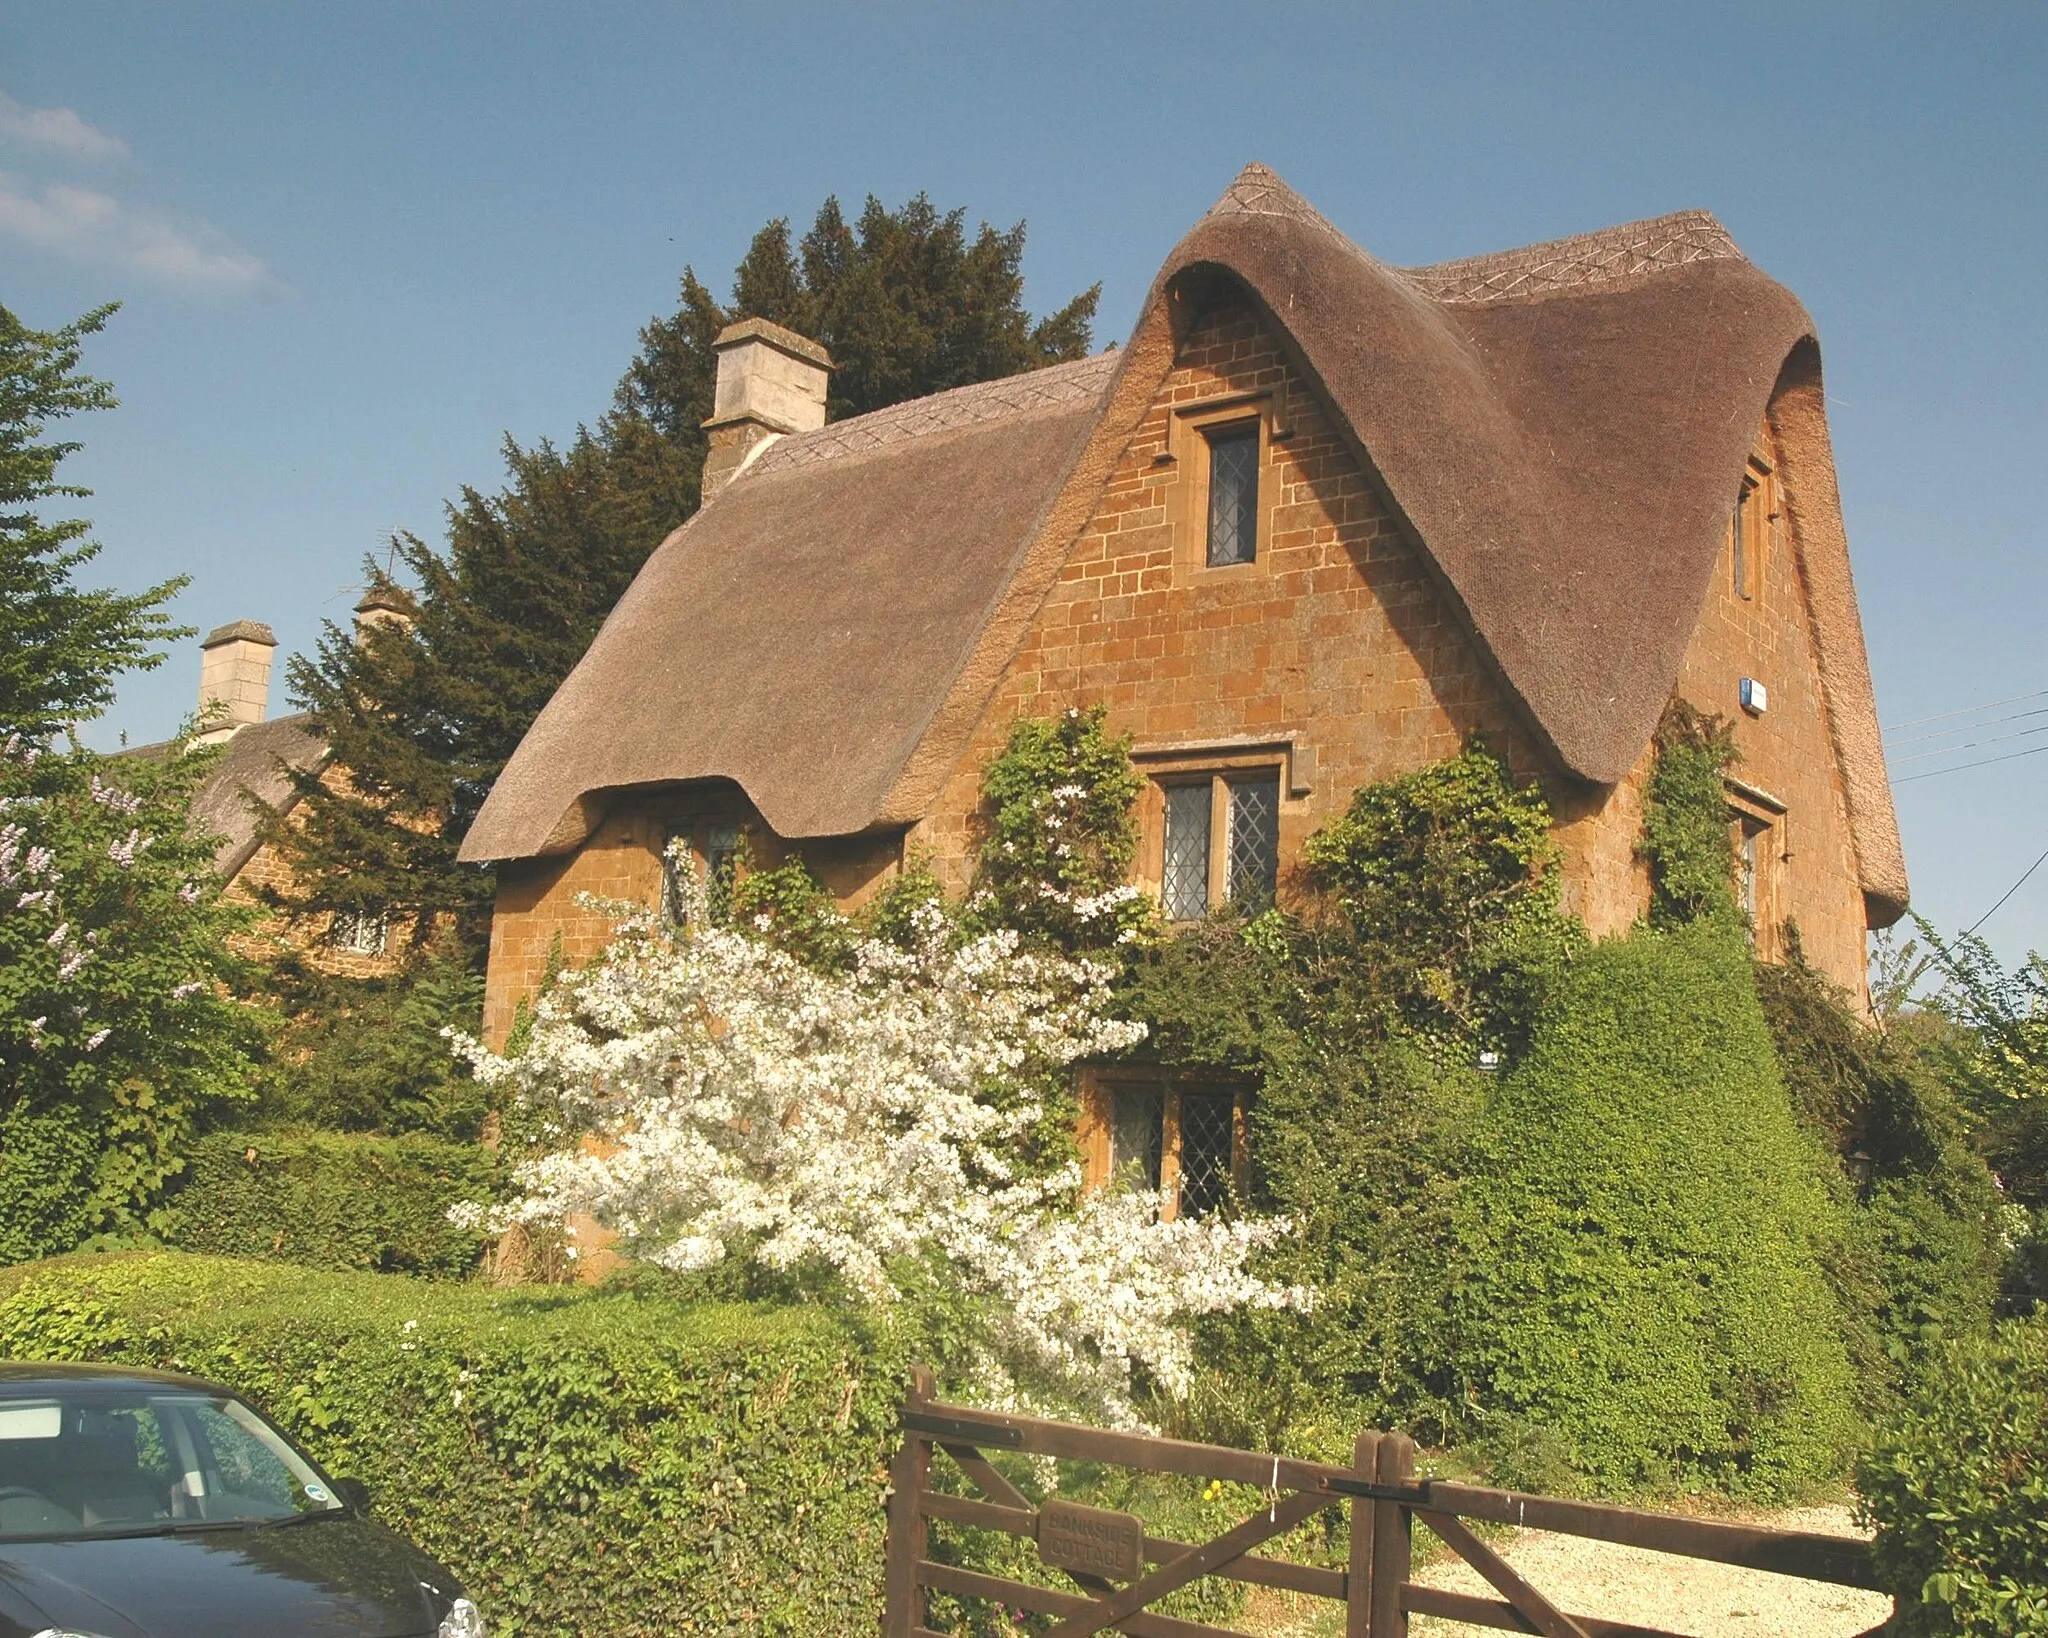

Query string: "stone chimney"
[700, 318, 831, 501]
[195, 620, 278, 743]
[352, 582, 415, 645]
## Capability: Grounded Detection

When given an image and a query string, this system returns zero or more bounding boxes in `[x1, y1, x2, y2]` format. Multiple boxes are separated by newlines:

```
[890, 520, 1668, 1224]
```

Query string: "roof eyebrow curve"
[464, 161, 1903, 922]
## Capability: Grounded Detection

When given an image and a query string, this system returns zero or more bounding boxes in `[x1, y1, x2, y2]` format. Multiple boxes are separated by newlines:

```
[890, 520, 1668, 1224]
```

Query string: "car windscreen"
[0, 1389, 345, 1540]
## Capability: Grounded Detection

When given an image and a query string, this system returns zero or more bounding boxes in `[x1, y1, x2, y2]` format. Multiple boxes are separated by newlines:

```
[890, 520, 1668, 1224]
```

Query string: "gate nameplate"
[1037, 1498, 1145, 1580]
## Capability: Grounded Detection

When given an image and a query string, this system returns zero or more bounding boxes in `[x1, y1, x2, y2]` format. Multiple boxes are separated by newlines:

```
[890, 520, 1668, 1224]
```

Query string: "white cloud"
[0, 93, 129, 161]
[0, 173, 268, 293]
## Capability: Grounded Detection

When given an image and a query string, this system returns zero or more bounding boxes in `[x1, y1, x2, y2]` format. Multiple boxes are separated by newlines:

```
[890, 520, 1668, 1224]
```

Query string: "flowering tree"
[457, 884, 1299, 1421]
[1, 732, 263, 1258]
[968, 705, 1154, 953]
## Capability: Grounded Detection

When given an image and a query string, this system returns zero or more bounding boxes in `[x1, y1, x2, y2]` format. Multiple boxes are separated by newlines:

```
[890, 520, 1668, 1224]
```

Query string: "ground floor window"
[1079, 1070, 1250, 1220]
[1726, 783, 1787, 960]
[662, 821, 745, 922]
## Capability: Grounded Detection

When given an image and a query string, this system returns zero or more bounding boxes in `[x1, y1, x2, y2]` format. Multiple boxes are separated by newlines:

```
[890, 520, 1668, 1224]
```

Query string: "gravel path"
[1243, 1504, 1892, 1638]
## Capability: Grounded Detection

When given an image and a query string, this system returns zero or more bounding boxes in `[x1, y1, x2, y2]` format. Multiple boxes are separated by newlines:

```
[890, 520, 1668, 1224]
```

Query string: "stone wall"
[477, 294, 1881, 1037]
[908, 299, 1546, 908]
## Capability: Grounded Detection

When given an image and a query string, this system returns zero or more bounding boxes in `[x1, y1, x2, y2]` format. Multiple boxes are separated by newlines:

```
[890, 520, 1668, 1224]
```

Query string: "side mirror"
[332, 1476, 372, 1513]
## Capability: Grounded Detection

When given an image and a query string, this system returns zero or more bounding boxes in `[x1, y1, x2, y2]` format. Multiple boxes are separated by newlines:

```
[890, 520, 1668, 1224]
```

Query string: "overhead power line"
[1896, 740, 2048, 784]
[1892, 721, 2048, 765]
[1888, 703, 2048, 749]
[1968, 842, 2048, 935]
[1885, 686, 2048, 734]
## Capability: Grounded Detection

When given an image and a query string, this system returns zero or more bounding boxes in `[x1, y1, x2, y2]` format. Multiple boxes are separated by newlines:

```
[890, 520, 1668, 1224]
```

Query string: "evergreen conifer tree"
[270, 195, 1098, 959]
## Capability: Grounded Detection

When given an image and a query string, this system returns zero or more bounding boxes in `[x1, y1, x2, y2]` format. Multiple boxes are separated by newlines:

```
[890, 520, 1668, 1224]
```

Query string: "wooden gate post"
[1347, 1432, 1380, 1638]
[883, 1365, 936, 1638]
[1368, 1433, 1414, 1638]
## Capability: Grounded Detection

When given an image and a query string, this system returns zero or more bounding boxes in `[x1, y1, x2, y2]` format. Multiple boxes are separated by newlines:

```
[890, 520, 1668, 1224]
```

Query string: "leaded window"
[1205, 426, 1259, 567]
[705, 824, 743, 919]
[1110, 1086, 1164, 1191]
[1176, 1091, 1237, 1219]
[1161, 783, 1212, 921]
[327, 909, 388, 955]
[1226, 775, 1280, 908]
[1087, 1077, 1248, 1221]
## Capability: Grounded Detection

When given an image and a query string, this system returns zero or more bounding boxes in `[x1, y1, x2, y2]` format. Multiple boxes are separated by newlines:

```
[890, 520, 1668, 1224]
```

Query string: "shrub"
[1298, 741, 1574, 1050]
[1858, 1312, 2048, 1636]
[256, 945, 487, 1139]
[0, 1252, 904, 1637]
[1443, 919, 1860, 1495]
[1, 732, 268, 1258]
[165, 1129, 499, 1278]
[1756, 951, 2004, 1398]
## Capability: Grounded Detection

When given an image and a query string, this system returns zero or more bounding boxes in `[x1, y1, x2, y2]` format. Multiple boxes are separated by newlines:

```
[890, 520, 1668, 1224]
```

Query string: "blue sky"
[5, 1, 2045, 963]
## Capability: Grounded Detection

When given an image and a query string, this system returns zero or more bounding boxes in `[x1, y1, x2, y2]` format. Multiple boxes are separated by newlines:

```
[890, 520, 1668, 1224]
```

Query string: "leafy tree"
[0, 303, 263, 1255]
[0, 734, 267, 1257]
[0, 302, 186, 738]
[269, 195, 1099, 959]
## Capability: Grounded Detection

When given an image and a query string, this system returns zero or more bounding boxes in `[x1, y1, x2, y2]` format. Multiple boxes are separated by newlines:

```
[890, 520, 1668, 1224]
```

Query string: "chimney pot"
[353, 583, 415, 646]
[701, 319, 831, 501]
[196, 620, 278, 743]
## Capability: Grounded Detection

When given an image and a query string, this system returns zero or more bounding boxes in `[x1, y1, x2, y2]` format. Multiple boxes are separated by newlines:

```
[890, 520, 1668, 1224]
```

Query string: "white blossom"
[457, 887, 1303, 1420]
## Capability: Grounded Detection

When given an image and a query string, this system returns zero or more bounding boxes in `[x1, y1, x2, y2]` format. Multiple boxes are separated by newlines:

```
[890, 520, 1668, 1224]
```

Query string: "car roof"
[0, 1361, 231, 1396]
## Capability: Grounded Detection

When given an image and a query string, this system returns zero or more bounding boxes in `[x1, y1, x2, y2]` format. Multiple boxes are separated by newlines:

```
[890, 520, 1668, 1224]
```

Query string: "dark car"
[0, 1363, 483, 1638]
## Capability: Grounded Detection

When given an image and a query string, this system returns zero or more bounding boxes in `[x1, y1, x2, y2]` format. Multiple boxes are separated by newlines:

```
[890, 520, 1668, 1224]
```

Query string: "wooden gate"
[883, 1368, 1891, 1638]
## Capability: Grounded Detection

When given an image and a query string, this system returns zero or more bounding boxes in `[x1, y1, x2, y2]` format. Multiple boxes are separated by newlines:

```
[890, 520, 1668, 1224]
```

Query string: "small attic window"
[1205, 425, 1260, 567]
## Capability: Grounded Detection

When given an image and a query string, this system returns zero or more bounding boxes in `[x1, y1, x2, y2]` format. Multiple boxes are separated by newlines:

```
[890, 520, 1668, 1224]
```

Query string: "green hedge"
[0, 1253, 902, 1636]
[1442, 920, 1860, 1495]
[1858, 1312, 2048, 1635]
[165, 1129, 498, 1278]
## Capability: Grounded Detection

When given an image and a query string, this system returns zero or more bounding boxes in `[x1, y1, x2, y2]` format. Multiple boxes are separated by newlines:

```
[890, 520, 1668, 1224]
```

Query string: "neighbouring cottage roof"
[125, 713, 329, 879]
[463, 163, 1907, 922]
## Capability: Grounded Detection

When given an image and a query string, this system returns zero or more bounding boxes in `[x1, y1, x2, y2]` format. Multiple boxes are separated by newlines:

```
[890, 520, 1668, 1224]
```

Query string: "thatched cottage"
[466, 166, 1907, 1189]
[128, 594, 416, 977]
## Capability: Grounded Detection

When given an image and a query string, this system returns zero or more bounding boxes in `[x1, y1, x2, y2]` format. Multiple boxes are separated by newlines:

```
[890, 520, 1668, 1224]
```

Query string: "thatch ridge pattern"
[748, 352, 1118, 477]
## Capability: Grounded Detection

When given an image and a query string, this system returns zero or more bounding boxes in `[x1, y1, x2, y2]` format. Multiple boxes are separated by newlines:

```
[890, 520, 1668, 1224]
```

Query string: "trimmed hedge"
[1443, 920, 1860, 1495]
[0, 1253, 902, 1636]
[1858, 1312, 2048, 1635]
[165, 1129, 498, 1278]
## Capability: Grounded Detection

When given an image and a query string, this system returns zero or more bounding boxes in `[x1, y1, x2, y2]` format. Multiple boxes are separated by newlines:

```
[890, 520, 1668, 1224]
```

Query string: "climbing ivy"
[1641, 701, 1740, 927]
[968, 705, 1151, 952]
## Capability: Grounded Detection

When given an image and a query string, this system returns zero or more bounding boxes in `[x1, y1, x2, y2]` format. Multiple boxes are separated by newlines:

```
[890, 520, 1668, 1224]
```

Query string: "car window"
[0, 1398, 177, 1536]
[0, 1388, 341, 1538]
[178, 1397, 340, 1521]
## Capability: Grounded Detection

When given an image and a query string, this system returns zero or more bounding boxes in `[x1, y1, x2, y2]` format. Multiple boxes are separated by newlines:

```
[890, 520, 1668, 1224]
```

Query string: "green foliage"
[1911, 919, 2048, 1294]
[255, 943, 487, 1138]
[727, 855, 859, 972]
[1445, 920, 1859, 1495]
[272, 194, 1097, 962]
[969, 704, 1151, 951]
[0, 302, 187, 739]
[623, 192, 1099, 437]
[1857, 1312, 2048, 1636]
[1755, 949, 2004, 1398]
[0, 1253, 906, 1637]
[165, 1132, 498, 1278]
[1, 737, 266, 1260]
[1298, 742, 1578, 1050]
[1642, 701, 1741, 927]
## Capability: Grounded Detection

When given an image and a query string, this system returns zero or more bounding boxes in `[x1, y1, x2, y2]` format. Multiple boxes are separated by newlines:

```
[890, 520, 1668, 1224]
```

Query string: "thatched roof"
[463, 164, 1905, 922]
[126, 713, 328, 879]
